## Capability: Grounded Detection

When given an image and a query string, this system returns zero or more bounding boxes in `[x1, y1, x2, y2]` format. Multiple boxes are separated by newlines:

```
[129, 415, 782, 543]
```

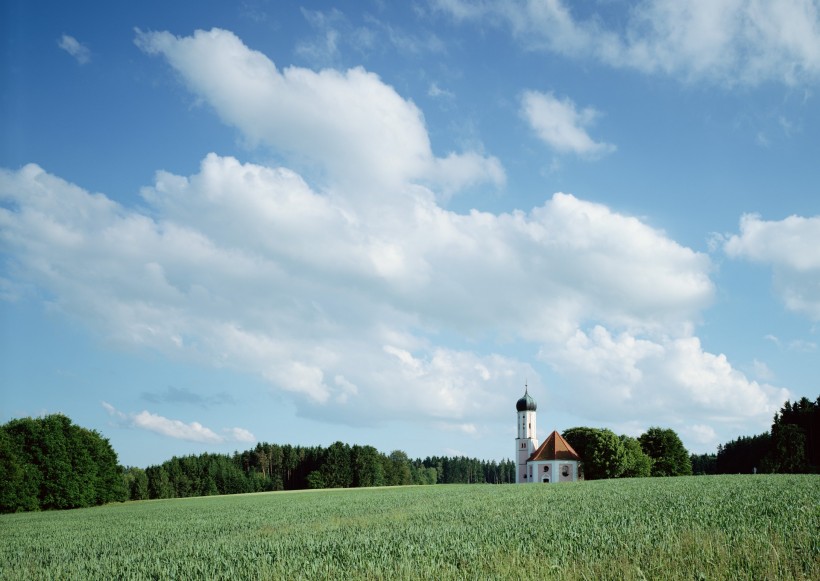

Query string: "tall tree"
[0, 415, 124, 512]
[323, 441, 353, 488]
[585, 429, 627, 480]
[387, 450, 412, 485]
[639, 427, 692, 477]
[769, 424, 807, 473]
[351, 445, 385, 487]
[0, 429, 38, 512]
[563, 427, 627, 480]
[562, 427, 598, 463]
[620, 435, 652, 478]
[767, 396, 818, 473]
[716, 433, 770, 474]
[690, 453, 717, 475]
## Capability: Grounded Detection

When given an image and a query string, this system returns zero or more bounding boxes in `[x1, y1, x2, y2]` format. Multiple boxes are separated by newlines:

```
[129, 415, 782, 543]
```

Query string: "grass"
[1, 474, 818, 579]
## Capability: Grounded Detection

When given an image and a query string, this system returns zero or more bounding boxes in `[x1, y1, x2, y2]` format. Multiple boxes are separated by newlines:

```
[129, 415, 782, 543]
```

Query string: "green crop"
[1, 474, 818, 579]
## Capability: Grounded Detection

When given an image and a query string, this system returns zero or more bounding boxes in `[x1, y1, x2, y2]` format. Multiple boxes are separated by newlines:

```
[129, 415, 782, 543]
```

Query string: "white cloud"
[434, 0, 820, 86]
[521, 91, 615, 157]
[133, 411, 223, 443]
[435, 421, 479, 435]
[724, 213, 820, 320]
[224, 427, 257, 443]
[541, 326, 789, 428]
[0, 155, 724, 429]
[0, 27, 786, 450]
[134, 27, 503, 196]
[102, 402, 255, 443]
[685, 423, 718, 447]
[58, 34, 91, 65]
[101, 401, 126, 421]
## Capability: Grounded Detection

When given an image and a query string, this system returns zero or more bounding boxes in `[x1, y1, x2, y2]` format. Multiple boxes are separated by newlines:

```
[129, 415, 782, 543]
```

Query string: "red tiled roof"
[528, 430, 580, 461]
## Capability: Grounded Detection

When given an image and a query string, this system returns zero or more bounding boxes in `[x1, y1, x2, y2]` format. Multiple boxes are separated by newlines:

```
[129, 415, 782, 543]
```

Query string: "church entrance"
[542, 475, 550, 483]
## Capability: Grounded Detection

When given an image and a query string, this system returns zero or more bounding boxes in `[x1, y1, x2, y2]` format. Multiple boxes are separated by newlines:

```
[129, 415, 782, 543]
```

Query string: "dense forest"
[122, 443, 517, 502]
[690, 396, 819, 475]
[2, 395, 816, 513]
[1, 415, 515, 512]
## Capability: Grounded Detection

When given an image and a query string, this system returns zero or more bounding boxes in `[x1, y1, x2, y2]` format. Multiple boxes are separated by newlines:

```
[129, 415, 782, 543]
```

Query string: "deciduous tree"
[639, 427, 691, 477]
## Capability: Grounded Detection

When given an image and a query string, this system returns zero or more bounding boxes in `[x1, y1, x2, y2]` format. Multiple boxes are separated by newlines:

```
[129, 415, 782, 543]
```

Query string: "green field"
[1, 475, 818, 580]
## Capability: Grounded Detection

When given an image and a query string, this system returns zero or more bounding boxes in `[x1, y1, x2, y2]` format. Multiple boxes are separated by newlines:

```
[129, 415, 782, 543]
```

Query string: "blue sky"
[2, 0, 818, 468]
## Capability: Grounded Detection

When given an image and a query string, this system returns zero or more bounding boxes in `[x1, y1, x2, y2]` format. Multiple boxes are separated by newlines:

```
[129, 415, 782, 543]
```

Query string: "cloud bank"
[433, 0, 820, 86]
[0, 28, 792, 452]
[134, 27, 504, 197]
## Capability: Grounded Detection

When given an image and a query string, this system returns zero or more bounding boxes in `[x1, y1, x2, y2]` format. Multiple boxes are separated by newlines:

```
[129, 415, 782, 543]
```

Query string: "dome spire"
[516, 384, 537, 412]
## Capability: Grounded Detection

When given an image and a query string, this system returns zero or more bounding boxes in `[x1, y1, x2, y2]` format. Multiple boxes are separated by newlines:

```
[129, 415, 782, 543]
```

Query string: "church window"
[544, 465, 549, 472]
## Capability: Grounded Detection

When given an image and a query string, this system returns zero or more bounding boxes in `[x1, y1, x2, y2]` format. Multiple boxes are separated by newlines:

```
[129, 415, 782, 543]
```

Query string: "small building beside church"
[515, 387, 580, 483]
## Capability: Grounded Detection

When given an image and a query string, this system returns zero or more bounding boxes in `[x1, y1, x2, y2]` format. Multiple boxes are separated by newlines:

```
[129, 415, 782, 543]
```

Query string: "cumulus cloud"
[724, 213, 820, 320]
[433, 0, 820, 86]
[521, 91, 615, 157]
[102, 402, 255, 444]
[0, 28, 789, 449]
[541, 326, 789, 426]
[58, 34, 91, 64]
[134, 27, 503, 196]
[0, 153, 777, 437]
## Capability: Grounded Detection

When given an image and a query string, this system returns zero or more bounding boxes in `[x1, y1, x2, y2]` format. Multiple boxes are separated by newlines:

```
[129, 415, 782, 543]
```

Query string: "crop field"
[1, 474, 818, 580]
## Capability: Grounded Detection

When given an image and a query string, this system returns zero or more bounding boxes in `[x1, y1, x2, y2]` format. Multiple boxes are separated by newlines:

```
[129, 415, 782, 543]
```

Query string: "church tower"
[515, 385, 538, 483]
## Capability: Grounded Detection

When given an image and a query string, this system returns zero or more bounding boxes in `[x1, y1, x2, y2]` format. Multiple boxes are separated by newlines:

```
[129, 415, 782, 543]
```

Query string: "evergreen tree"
[716, 433, 770, 474]
[690, 453, 717, 475]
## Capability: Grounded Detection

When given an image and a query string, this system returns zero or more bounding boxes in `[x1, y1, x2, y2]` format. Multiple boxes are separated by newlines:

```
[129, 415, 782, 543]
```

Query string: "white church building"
[515, 387, 580, 483]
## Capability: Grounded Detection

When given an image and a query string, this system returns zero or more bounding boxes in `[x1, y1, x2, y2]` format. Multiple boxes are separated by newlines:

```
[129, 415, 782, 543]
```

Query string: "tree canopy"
[639, 427, 692, 477]
[563, 427, 629, 480]
[712, 396, 819, 475]
[1, 415, 125, 513]
[620, 435, 653, 478]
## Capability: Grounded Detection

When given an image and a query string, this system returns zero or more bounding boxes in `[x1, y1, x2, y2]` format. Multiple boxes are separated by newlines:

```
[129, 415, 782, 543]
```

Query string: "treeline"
[122, 442, 517, 501]
[561, 426, 691, 480]
[691, 396, 819, 475]
[1, 415, 125, 513]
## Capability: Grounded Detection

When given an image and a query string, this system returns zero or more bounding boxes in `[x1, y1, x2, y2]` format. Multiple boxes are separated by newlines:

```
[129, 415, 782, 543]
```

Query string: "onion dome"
[516, 387, 537, 412]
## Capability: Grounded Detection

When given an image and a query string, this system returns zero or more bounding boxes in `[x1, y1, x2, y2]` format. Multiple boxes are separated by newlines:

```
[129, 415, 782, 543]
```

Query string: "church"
[515, 386, 580, 483]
